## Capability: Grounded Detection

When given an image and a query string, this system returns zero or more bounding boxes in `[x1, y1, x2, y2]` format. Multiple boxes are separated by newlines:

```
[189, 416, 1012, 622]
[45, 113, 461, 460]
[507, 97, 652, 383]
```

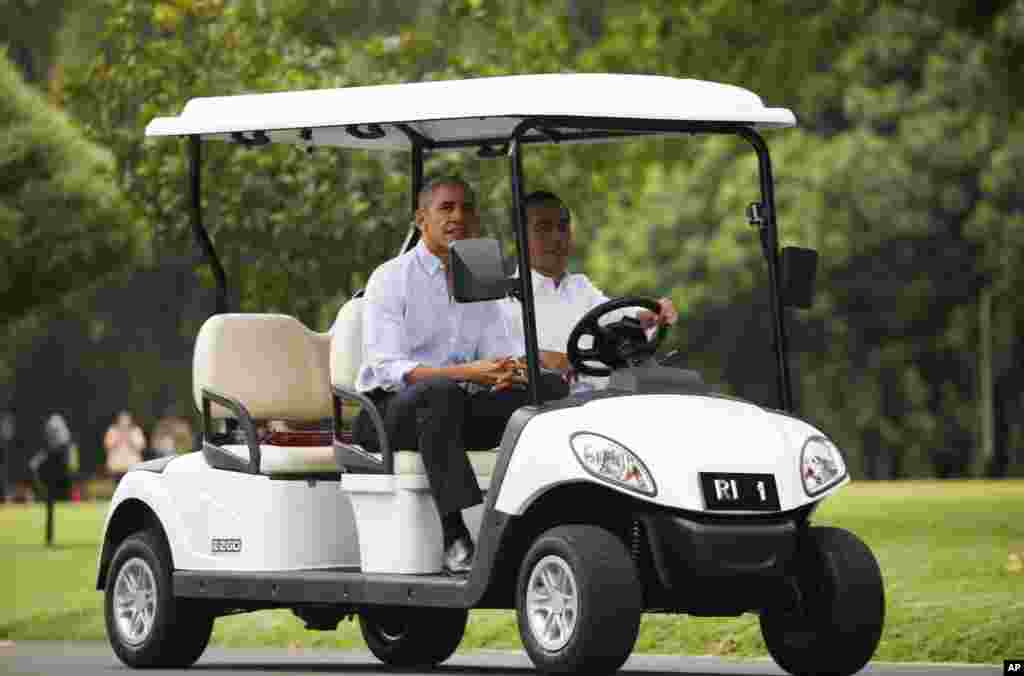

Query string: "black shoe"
[442, 535, 475, 575]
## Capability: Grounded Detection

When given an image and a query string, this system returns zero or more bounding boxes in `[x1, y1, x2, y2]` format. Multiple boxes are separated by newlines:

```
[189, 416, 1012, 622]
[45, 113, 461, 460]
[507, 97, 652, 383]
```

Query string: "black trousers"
[355, 374, 568, 516]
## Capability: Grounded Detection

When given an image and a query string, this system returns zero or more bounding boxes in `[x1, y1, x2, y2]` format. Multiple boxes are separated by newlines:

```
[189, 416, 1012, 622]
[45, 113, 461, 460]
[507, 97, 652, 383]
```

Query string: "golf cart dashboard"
[606, 362, 709, 396]
[542, 363, 713, 408]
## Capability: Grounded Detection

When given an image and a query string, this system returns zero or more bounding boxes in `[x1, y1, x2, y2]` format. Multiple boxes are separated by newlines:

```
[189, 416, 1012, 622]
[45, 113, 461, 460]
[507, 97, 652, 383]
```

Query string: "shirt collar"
[414, 240, 445, 277]
[510, 266, 567, 294]
[529, 268, 566, 293]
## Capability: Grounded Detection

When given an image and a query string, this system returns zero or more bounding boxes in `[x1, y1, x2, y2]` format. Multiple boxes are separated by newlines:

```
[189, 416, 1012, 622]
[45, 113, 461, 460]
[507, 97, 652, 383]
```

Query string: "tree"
[0, 51, 142, 327]
[63, 0, 426, 329]
[12, 0, 1019, 479]
[574, 1, 1024, 477]
[0, 0, 73, 83]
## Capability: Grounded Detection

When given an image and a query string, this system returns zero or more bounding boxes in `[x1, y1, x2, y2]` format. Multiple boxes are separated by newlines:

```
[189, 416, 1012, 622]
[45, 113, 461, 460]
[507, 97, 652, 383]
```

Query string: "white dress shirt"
[356, 240, 520, 393]
[501, 269, 615, 392]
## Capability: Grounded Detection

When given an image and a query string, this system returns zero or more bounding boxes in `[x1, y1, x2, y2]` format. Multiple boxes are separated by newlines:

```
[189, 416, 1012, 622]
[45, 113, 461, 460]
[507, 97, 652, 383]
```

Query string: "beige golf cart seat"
[329, 295, 499, 480]
[193, 313, 338, 475]
[329, 295, 494, 573]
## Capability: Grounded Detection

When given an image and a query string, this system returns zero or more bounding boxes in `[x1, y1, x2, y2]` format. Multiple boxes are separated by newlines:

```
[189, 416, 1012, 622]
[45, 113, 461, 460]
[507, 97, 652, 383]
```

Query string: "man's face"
[416, 183, 479, 259]
[526, 205, 571, 279]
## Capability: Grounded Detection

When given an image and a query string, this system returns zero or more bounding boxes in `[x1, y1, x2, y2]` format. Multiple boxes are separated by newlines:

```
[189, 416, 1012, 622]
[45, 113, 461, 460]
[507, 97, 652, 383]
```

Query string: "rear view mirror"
[780, 247, 818, 309]
[449, 238, 516, 302]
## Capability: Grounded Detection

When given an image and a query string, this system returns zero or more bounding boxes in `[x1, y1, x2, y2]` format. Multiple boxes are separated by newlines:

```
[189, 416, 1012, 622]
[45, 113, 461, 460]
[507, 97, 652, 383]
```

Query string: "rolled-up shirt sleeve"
[361, 265, 419, 391]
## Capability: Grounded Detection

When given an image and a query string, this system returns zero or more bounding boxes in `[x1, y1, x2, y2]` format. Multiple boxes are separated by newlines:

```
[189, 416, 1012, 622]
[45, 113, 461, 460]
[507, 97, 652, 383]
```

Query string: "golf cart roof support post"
[411, 142, 424, 222]
[398, 124, 428, 253]
[401, 141, 424, 253]
[188, 135, 229, 315]
[736, 127, 794, 413]
[509, 122, 544, 406]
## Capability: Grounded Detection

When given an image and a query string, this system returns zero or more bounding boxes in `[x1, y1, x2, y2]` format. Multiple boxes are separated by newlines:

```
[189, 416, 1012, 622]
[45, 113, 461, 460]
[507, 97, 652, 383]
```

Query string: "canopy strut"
[736, 127, 793, 413]
[509, 122, 545, 406]
[189, 135, 229, 315]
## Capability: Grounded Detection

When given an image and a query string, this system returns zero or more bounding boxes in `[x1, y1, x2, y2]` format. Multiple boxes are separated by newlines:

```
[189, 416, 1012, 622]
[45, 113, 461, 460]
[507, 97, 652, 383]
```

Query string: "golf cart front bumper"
[639, 511, 801, 614]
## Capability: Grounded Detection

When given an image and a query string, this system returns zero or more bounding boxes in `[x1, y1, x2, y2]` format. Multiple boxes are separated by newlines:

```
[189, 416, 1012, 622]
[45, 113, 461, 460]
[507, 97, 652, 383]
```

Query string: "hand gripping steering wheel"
[566, 296, 668, 377]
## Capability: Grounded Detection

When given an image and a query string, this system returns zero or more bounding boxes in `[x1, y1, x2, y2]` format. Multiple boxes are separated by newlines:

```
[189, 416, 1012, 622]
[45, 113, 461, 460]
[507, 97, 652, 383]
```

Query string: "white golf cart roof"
[145, 73, 796, 150]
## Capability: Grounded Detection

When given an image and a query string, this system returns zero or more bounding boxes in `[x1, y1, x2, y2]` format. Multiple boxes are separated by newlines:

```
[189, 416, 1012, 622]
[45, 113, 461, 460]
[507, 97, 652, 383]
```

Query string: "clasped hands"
[462, 356, 529, 391]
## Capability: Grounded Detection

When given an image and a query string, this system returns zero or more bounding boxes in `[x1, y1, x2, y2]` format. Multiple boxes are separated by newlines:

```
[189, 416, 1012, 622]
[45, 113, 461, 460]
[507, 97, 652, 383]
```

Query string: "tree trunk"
[975, 288, 994, 476]
[566, 0, 605, 50]
[990, 331, 1022, 478]
[9, 43, 36, 83]
[991, 377, 1009, 477]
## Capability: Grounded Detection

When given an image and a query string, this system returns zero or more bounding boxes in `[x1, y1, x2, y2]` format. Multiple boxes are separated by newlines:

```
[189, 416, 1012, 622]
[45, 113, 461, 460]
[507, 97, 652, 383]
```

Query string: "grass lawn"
[3, 480, 1022, 663]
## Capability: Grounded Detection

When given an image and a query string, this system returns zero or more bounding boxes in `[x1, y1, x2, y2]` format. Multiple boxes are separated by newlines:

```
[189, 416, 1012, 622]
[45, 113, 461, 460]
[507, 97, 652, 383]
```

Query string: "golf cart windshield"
[145, 73, 800, 411]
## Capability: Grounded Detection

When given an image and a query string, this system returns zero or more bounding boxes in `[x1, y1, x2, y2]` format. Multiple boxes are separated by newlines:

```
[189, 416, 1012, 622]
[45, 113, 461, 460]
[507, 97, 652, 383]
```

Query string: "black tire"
[104, 530, 214, 668]
[516, 525, 641, 675]
[358, 605, 467, 667]
[760, 526, 885, 676]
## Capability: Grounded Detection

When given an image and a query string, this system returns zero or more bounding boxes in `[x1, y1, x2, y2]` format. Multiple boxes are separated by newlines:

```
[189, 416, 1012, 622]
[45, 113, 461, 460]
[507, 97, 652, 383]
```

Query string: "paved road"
[0, 642, 1001, 676]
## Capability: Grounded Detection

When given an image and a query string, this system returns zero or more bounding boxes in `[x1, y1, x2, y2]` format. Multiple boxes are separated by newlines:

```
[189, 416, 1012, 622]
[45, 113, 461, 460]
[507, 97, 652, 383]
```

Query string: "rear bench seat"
[192, 308, 498, 480]
[193, 313, 337, 475]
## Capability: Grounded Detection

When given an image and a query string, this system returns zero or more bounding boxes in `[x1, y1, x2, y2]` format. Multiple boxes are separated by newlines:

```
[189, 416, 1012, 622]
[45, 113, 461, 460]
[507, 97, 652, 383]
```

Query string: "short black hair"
[522, 190, 570, 225]
[417, 176, 476, 209]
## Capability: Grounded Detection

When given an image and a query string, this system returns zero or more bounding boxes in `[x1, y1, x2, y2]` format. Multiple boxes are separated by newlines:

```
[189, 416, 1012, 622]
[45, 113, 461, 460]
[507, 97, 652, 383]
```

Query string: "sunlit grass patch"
[2, 480, 1021, 663]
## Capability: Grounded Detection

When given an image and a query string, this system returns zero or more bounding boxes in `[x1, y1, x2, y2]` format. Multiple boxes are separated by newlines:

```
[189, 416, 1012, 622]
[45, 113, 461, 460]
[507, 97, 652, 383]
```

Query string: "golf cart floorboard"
[174, 568, 475, 608]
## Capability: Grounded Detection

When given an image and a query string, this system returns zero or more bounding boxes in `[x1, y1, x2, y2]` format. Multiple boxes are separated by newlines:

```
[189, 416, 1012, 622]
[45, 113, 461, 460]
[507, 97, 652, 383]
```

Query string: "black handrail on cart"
[201, 388, 261, 474]
[189, 136, 229, 315]
[331, 386, 392, 475]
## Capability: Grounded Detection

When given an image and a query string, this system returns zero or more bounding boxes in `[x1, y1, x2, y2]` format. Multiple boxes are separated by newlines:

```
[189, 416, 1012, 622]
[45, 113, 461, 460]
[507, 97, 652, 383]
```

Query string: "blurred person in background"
[29, 414, 74, 546]
[149, 414, 193, 458]
[0, 411, 14, 503]
[149, 433, 176, 458]
[104, 410, 146, 481]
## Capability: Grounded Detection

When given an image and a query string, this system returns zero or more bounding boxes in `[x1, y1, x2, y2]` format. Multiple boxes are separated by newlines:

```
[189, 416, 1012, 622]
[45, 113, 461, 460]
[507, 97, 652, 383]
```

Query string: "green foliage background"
[1, 0, 1021, 479]
[0, 53, 141, 327]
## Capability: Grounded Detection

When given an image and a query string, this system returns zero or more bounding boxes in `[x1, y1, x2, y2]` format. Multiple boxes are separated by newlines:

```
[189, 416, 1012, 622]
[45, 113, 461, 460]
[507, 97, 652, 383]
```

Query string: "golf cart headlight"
[801, 436, 847, 496]
[570, 433, 656, 496]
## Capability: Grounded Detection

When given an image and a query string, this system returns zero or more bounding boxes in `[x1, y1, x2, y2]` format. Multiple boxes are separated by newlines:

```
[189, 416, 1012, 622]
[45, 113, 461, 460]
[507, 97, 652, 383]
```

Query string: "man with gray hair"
[0, 411, 14, 503]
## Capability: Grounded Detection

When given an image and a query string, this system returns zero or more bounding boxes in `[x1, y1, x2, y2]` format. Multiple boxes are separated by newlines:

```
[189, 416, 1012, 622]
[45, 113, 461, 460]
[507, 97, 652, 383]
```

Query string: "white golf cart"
[97, 74, 884, 675]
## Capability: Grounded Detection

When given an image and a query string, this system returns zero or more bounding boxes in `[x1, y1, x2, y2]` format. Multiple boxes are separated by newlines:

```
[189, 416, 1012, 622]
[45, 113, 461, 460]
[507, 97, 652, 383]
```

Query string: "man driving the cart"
[354, 177, 569, 574]
[502, 190, 678, 392]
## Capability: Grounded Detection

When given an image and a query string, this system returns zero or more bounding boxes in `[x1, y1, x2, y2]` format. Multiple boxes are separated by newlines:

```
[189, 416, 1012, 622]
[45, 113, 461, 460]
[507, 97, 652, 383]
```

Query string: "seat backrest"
[193, 313, 332, 421]
[329, 297, 365, 390]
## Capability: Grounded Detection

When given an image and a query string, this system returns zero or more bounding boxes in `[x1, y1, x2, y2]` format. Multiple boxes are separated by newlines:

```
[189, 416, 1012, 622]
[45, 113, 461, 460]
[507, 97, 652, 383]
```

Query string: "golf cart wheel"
[760, 526, 885, 676]
[358, 605, 467, 667]
[516, 525, 641, 675]
[104, 530, 214, 668]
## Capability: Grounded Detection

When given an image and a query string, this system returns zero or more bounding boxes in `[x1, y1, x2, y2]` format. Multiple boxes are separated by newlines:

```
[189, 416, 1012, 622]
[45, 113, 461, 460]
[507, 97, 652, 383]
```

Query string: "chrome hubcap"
[113, 557, 158, 646]
[378, 619, 406, 642]
[526, 555, 578, 652]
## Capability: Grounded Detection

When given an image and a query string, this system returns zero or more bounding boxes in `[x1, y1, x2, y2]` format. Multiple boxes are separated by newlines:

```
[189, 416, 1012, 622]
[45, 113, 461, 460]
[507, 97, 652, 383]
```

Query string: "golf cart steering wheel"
[567, 296, 668, 377]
